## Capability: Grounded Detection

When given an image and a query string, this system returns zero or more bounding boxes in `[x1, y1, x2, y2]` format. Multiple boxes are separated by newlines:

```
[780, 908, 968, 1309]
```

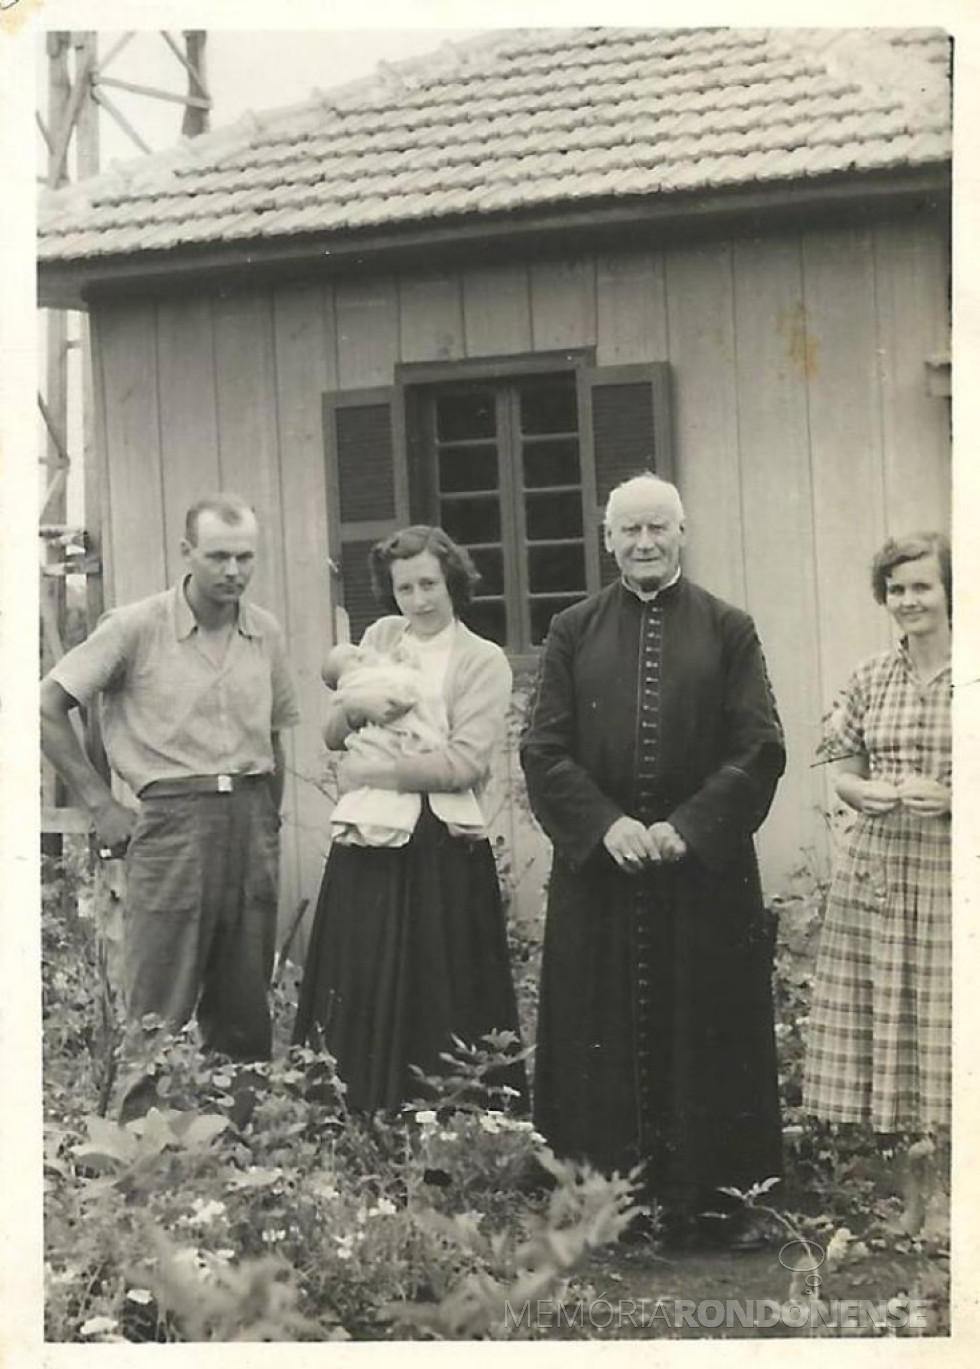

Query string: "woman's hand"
[858, 779, 901, 814]
[339, 675, 416, 728]
[836, 772, 900, 815]
[897, 776, 951, 816]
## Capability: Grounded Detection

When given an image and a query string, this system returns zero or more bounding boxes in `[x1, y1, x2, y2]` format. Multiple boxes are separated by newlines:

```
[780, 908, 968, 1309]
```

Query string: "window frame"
[399, 350, 597, 664]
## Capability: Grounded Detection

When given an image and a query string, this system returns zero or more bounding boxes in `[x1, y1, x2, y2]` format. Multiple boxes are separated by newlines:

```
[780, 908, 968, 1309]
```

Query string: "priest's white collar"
[621, 568, 681, 603]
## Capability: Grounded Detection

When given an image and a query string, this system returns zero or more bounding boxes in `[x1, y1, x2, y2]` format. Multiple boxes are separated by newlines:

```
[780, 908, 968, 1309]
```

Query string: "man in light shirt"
[41, 493, 299, 1064]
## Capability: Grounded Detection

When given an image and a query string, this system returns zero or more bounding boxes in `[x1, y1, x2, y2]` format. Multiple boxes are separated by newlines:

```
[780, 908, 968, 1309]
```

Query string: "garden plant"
[42, 833, 949, 1342]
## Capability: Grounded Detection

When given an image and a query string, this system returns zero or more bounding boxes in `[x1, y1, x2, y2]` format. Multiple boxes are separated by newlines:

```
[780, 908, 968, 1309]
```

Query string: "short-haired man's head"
[604, 473, 685, 530]
[368, 525, 480, 614]
[871, 532, 951, 612]
[184, 493, 256, 546]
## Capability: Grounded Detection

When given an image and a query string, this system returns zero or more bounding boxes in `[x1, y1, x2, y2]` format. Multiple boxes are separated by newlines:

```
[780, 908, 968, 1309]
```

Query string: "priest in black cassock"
[520, 473, 785, 1246]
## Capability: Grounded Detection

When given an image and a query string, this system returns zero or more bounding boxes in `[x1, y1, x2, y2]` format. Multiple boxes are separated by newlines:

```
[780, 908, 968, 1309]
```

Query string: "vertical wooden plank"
[596, 251, 668, 364]
[98, 301, 167, 605]
[212, 287, 297, 935]
[335, 278, 399, 388]
[83, 312, 107, 632]
[663, 242, 745, 604]
[482, 682, 550, 936]
[461, 263, 532, 357]
[398, 273, 465, 363]
[529, 257, 597, 351]
[156, 296, 220, 580]
[873, 215, 951, 535]
[81, 312, 110, 790]
[732, 234, 827, 889]
[272, 281, 340, 951]
[212, 289, 286, 616]
[802, 227, 890, 719]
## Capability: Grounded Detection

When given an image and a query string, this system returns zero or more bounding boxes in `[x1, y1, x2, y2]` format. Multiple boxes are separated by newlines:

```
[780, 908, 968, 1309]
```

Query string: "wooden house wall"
[90, 210, 950, 935]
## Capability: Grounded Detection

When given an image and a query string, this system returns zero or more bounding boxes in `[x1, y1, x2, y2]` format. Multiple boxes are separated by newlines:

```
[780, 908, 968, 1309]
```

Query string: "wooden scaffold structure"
[38, 30, 211, 847]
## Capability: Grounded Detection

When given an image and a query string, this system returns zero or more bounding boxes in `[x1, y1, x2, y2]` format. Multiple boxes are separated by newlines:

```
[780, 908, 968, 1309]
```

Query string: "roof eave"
[37, 164, 951, 312]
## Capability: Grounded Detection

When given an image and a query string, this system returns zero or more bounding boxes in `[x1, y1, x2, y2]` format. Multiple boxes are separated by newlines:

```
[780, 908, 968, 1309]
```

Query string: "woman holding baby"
[293, 525, 527, 1113]
[804, 532, 951, 1231]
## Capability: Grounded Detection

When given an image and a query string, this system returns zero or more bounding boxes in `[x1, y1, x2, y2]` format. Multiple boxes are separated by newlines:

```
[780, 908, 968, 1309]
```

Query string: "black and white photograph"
[1, 0, 977, 1357]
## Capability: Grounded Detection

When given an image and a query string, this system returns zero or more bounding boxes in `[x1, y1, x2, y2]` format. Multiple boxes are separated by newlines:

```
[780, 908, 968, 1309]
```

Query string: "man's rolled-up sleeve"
[269, 626, 301, 731]
[48, 608, 132, 707]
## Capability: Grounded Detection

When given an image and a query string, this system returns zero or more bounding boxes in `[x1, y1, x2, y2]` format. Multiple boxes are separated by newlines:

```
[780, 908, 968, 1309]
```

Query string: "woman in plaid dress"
[804, 534, 951, 1227]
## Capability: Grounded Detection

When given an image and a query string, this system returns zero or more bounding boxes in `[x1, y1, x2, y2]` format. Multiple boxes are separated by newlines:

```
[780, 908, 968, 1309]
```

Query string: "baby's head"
[321, 643, 374, 689]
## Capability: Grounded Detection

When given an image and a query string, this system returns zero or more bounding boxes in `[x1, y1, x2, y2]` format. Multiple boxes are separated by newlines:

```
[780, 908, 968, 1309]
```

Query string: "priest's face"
[605, 485, 685, 592]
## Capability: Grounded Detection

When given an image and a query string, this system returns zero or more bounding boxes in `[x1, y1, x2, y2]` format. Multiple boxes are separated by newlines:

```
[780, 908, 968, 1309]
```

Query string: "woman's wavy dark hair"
[368, 525, 480, 615]
[871, 532, 951, 616]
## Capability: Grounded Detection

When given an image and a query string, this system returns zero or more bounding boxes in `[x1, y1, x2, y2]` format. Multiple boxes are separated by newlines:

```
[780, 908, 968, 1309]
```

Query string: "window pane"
[469, 545, 505, 596]
[520, 378, 578, 435]
[436, 390, 495, 442]
[525, 490, 583, 540]
[531, 594, 585, 645]
[528, 543, 586, 593]
[440, 496, 501, 545]
[464, 599, 508, 646]
[439, 445, 498, 493]
[523, 437, 581, 488]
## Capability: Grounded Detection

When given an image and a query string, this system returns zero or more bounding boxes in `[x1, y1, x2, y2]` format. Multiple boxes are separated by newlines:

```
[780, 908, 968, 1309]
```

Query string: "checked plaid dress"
[804, 644, 951, 1131]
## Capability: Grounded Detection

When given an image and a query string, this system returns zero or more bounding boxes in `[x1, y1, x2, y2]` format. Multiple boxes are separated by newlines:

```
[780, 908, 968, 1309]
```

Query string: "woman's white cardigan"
[324, 616, 513, 803]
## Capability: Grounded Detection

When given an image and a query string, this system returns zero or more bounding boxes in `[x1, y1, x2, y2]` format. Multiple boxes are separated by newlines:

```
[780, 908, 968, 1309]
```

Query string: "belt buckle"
[217, 774, 233, 793]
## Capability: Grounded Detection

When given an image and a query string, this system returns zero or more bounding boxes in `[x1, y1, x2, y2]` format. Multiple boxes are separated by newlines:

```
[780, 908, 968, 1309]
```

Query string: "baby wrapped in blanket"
[322, 640, 487, 846]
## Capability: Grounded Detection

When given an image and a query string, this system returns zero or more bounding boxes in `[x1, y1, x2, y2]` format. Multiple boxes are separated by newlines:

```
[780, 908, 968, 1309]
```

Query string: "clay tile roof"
[39, 26, 950, 263]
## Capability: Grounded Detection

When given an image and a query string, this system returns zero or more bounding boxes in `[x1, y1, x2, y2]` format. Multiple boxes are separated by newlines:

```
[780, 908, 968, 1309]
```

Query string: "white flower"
[125, 1288, 154, 1305]
[81, 1315, 119, 1338]
[177, 1197, 227, 1228]
[438, 1130, 457, 1142]
[478, 1112, 503, 1134]
[825, 1226, 853, 1268]
[46, 1263, 83, 1287]
[310, 1175, 341, 1202]
[368, 1197, 397, 1218]
[414, 1109, 437, 1126]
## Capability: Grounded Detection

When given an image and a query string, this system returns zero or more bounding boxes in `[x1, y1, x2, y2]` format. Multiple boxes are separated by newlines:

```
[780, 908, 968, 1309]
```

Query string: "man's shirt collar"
[172, 577, 262, 640]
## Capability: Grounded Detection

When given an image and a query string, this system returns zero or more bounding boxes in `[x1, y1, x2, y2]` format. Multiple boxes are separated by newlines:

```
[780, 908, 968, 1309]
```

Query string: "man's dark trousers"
[123, 777, 280, 1059]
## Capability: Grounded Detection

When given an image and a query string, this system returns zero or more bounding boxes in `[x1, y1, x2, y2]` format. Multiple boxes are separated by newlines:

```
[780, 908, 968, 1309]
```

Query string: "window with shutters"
[324, 361, 671, 651]
[417, 374, 590, 651]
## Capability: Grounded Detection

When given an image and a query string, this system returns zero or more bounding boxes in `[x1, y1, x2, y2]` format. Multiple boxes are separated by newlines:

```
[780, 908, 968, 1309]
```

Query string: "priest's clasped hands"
[603, 815, 688, 872]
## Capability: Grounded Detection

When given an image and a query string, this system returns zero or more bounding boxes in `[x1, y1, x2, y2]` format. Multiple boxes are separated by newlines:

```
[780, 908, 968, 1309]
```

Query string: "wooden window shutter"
[577, 363, 674, 586]
[323, 386, 410, 642]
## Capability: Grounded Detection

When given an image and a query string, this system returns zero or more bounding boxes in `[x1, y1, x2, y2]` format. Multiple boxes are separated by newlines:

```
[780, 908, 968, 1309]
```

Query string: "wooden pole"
[90, 87, 152, 157]
[94, 74, 212, 109]
[181, 31, 210, 137]
[74, 34, 109, 785]
[42, 34, 72, 852]
[74, 34, 100, 180]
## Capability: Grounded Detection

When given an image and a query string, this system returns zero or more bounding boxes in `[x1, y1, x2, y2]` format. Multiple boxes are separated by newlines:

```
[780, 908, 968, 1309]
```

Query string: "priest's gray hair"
[604, 473, 685, 528]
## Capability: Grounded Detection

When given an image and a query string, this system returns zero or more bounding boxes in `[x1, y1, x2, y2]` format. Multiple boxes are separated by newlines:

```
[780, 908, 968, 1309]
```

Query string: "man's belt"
[139, 773, 270, 798]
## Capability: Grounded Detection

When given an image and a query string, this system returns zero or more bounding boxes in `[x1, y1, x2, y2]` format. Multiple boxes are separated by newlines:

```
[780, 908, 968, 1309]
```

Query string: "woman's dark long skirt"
[293, 804, 527, 1113]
